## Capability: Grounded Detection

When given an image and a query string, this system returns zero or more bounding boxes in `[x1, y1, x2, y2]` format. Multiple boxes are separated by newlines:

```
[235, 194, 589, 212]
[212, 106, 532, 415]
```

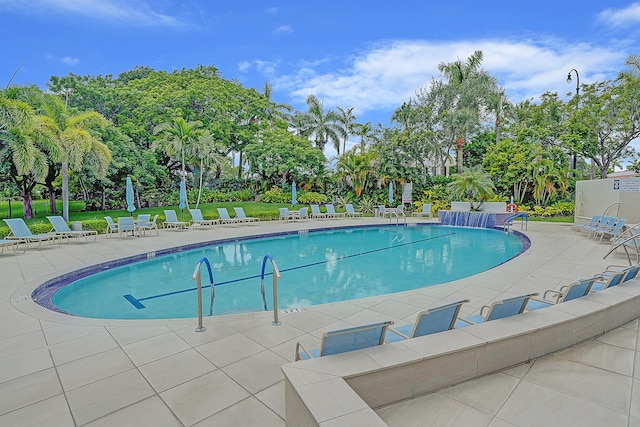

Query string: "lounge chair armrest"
[456, 317, 475, 326]
[385, 328, 409, 341]
[295, 342, 312, 361]
[479, 305, 491, 316]
[543, 289, 562, 300]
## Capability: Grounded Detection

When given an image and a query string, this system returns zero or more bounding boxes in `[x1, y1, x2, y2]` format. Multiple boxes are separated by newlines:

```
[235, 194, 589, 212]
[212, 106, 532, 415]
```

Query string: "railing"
[261, 254, 282, 326]
[192, 257, 215, 332]
[503, 212, 528, 233]
[603, 233, 640, 265]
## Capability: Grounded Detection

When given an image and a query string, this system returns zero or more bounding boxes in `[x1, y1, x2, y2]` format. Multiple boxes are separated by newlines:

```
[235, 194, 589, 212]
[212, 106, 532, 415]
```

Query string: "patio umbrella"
[126, 176, 136, 216]
[292, 181, 297, 207]
[388, 181, 394, 205]
[179, 179, 187, 220]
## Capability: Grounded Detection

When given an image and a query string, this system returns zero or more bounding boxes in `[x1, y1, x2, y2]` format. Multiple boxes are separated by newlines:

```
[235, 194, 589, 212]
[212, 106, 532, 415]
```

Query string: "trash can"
[71, 221, 83, 231]
[374, 207, 379, 218]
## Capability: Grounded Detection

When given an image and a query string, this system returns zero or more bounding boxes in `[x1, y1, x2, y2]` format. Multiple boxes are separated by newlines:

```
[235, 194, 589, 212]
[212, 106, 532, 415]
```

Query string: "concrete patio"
[0, 217, 638, 426]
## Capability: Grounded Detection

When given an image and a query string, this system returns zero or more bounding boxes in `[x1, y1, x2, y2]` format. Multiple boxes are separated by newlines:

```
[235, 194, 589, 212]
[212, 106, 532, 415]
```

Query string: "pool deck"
[0, 217, 638, 426]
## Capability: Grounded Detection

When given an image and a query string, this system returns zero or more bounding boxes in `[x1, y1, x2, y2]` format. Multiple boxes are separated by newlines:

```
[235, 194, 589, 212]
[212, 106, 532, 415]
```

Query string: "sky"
[3, 0, 640, 160]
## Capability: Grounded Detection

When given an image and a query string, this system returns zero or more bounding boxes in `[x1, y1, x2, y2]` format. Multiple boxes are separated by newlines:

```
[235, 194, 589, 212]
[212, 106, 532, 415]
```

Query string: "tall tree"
[335, 106, 356, 154]
[436, 50, 498, 173]
[303, 94, 346, 153]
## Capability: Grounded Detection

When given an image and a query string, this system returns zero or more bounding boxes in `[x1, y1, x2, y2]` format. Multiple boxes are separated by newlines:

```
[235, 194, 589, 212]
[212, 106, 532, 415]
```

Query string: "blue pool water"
[42, 225, 527, 319]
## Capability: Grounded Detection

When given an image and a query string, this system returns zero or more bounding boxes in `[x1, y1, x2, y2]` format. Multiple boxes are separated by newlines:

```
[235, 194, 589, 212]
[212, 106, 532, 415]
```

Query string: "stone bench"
[282, 282, 640, 426]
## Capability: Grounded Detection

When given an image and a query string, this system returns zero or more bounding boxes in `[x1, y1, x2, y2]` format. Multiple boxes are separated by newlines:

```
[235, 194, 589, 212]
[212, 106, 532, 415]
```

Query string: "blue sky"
[3, 1, 640, 158]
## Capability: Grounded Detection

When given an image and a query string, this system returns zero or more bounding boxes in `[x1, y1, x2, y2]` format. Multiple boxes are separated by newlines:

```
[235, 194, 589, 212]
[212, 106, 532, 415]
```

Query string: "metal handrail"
[261, 254, 282, 326]
[504, 212, 528, 232]
[192, 257, 215, 332]
[603, 233, 640, 265]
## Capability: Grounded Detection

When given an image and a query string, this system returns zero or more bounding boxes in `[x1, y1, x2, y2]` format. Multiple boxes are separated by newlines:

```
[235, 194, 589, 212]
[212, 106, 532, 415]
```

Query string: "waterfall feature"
[438, 211, 496, 228]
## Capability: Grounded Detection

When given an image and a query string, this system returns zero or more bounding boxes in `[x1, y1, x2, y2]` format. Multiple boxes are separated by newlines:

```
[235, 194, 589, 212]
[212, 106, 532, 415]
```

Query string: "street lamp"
[567, 68, 580, 171]
[567, 69, 580, 95]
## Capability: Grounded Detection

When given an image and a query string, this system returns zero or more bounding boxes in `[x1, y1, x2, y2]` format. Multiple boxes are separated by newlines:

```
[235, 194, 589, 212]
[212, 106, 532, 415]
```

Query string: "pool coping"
[281, 281, 640, 426]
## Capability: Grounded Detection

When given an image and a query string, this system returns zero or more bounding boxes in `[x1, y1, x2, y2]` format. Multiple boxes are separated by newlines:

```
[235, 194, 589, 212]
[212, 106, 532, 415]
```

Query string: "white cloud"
[273, 25, 292, 35]
[0, 0, 188, 27]
[45, 53, 80, 66]
[269, 38, 628, 122]
[598, 2, 640, 27]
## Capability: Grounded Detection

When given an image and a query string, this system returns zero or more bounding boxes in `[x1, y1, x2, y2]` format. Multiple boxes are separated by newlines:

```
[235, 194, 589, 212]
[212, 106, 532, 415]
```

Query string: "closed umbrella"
[292, 181, 297, 207]
[388, 181, 394, 205]
[179, 180, 187, 220]
[126, 176, 136, 216]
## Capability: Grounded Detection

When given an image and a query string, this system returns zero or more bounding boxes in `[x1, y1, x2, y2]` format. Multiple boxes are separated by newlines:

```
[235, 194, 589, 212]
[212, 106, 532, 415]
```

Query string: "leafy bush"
[259, 187, 290, 203]
[357, 196, 375, 214]
[297, 191, 327, 204]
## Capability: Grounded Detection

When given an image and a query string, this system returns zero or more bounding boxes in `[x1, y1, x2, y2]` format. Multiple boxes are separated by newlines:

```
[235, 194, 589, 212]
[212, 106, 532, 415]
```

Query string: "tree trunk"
[456, 135, 465, 174]
[62, 161, 69, 221]
[21, 183, 34, 219]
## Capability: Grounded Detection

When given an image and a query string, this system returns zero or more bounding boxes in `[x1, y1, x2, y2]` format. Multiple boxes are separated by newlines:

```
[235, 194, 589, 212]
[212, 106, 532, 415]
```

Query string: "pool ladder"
[261, 255, 282, 326]
[192, 255, 282, 332]
[192, 257, 215, 332]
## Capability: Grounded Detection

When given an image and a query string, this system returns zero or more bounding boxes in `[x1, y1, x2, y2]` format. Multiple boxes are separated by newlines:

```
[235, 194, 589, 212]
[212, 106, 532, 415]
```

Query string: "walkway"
[0, 218, 637, 426]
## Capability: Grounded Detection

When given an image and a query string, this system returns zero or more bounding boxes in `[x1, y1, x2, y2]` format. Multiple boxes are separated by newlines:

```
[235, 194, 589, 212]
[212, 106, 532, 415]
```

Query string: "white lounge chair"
[412, 203, 432, 218]
[4, 218, 60, 248]
[310, 204, 326, 219]
[0, 239, 26, 254]
[325, 204, 345, 218]
[190, 209, 218, 228]
[163, 210, 190, 229]
[345, 204, 363, 217]
[104, 216, 118, 238]
[217, 208, 240, 225]
[234, 207, 259, 223]
[47, 216, 97, 243]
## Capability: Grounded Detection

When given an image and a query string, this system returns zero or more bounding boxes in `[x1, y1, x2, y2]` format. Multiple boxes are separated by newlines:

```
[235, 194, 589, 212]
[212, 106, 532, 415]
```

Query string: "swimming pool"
[36, 224, 527, 319]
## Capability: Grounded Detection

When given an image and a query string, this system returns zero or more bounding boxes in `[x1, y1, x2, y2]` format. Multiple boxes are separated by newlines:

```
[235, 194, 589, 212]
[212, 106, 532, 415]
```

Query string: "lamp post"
[567, 69, 580, 171]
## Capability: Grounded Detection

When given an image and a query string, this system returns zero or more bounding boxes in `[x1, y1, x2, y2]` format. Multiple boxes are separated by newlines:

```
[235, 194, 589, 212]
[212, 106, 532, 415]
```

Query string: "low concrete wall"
[282, 282, 640, 426]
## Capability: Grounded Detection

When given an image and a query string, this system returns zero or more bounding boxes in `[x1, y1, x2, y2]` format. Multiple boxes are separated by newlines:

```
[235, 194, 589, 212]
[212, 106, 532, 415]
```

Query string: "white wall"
[575, 178, 640, 225]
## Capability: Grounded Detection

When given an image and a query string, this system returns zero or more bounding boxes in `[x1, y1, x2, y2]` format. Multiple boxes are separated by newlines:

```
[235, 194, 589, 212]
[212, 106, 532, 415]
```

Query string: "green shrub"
[297, 191, 327, 204]
[259, 187, 290, 203]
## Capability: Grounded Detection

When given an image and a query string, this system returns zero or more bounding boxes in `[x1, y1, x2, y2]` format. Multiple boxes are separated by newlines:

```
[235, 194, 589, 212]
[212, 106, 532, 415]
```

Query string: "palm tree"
[0, 94, 62, 218]
[446, 165, 496, 211]
[153, 117, 204, 181]
[487, 89, 514, 145]
[187, 130, 225, 208]
[303, 94, 346, 153]
[352, 121, 379, 153]
[438, 50, 498, 173]
[335, 106, 356, 154]
[262, 82, 292, 123]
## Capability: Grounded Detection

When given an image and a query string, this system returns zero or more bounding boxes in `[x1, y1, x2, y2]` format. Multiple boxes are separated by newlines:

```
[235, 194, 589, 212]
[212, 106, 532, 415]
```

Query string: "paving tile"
[83, 396, 182, 427]
[0, 347, 52, 383]
[66, 369, 155, 425]
[440, 372, 520, 415]
[138, 348, 217, 392]
[49, 330, 118, 365]
[377, 392, 492, 427]
[196, 332, 265, 367]
[122, 331, 191, 365]
[0, 395, 74, 427]
[0, 368, 62, 415]
[193, 396, 284, 427]
[160, 370, 249, 426]
[56, 348, 135, 391]
[222, 350, 288, 394]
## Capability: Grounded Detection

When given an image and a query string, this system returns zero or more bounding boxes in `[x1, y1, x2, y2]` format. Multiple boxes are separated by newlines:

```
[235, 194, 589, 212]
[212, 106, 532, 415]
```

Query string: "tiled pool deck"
[0, 217, 638, 426]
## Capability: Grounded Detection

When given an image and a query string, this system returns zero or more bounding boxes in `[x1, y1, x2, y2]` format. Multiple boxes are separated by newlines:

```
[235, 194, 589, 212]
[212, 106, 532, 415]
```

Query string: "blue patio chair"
[590, 268, 628, 292]
[138, 214, 159, 236]
[526, 278, 595, 311]
[586, 216, 615, 238]
[163, 210, 190, 229]
[325, 204, 345, 218]
[574, 214, 601, 234]
[594, 218, 626, 242]
[3, 218, 60, 248]
[345, 203, 363, 217]
[47, 216, 97, 243]
[217, 207, 240, 225]
[310, 204, 326, 219]
[295, 320, 393, 361]
[234, 207, 259, 223]
[599, 264, 640, 285]
[190, 209, 218, 228]
[0, 239, 26, 254]
[117, 216, 137, 238]
[412, 203, 433, 218]
[297, 207, 309, 221]
[455, 293, 538, 327]
[386, 299, 469, 343]
[104, 216, 118, 238]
